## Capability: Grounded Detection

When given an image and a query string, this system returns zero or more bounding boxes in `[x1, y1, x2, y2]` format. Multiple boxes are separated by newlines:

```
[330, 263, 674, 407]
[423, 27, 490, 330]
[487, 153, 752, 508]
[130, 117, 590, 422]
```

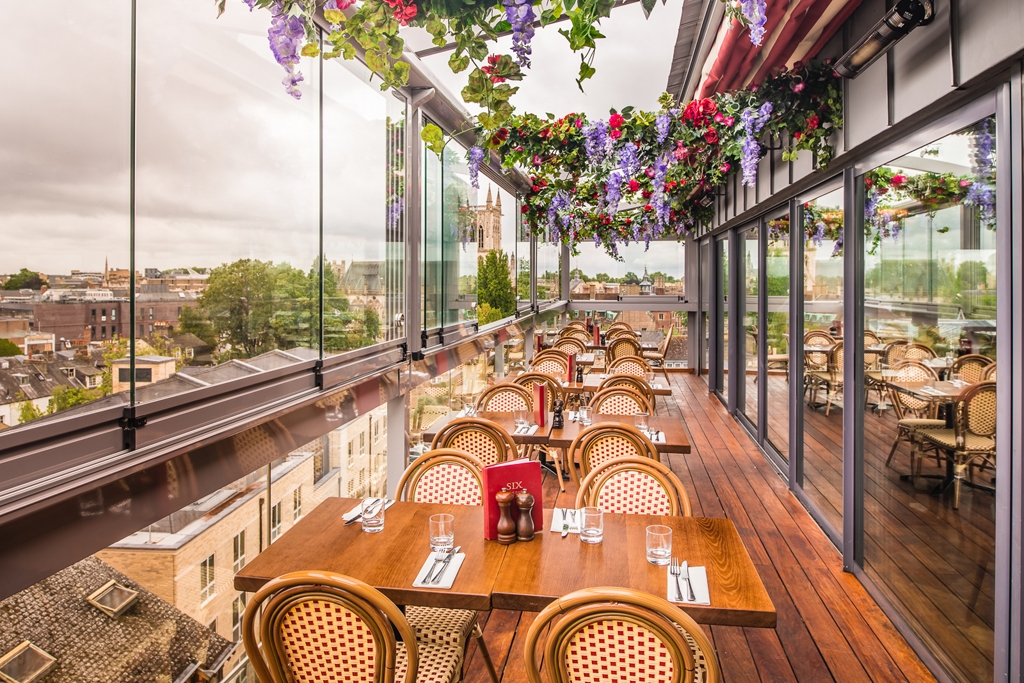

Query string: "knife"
[344, 498, 381, 526]
[680, 561, 696, 602]
[430, 545, 462, 585]
[561, 508, 569, 538]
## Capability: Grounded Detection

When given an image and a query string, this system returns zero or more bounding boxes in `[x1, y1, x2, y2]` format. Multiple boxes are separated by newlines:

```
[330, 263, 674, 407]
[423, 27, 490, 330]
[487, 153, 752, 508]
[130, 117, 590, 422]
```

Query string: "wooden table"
[490, 510, 774, 627]
[548, 414, 691, 454]
[422, 411, 553, 446]
[234, 500, 777, 628]
[234, 499, 505, 611]
[887, 380, 963, 404]
[561, 374, 672, 396]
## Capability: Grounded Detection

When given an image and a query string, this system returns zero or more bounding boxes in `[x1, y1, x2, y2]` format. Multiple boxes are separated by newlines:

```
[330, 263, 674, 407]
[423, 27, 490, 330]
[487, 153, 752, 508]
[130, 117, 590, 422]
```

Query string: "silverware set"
[344, 498, 388, 526]
[669, 557, 695, 602]
[423, 545, 461, 584]
[560, 508, 577, 538]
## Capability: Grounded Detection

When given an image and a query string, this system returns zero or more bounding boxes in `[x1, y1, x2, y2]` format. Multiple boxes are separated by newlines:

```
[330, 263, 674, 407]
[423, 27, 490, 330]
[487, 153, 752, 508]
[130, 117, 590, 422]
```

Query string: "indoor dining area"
[1, 1, 1023, 683]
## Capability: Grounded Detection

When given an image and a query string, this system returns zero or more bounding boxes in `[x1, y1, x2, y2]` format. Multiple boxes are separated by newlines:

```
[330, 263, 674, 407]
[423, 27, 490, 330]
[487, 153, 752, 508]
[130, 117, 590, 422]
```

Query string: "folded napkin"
[513, 424, 540, 436]
[454, 409, 467, 417]
[646, 430, 666, 444]
[598, 374, 608, 379]
[342, 498, 395, 522]
[567, 411, 579, 422]
[549, 508, 580, 534]
[652, 383, 664, 389]
[561, 381, 570, 387]
[412, 551, 466, 589]
[667, 565, 710, 605]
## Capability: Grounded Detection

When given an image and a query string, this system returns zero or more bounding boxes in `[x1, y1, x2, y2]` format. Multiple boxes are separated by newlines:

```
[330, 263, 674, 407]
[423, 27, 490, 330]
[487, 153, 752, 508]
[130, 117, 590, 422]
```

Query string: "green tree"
[363, 309, 381, 343]
[177, 305, 217, 350]
[17, 394, 45, 423]
[478, 250, 516, 321]
[0, 339, 20, 357]
[199, 259, 277, 359]
[517, 259, 530, 300]
[622, 271, 640, 285]
[477, 302, 503, 325]
[594, 273, 611, 282]
[569, 268, 586, 281]
[49, 386, 100, 413]
[100, 337, 130, 395]
[3, 268, 44, 290]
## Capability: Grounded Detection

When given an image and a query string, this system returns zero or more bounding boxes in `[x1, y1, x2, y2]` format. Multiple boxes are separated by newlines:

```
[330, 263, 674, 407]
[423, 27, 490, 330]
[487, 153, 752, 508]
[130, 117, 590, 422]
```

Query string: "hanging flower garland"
[469, 60, 843, 257]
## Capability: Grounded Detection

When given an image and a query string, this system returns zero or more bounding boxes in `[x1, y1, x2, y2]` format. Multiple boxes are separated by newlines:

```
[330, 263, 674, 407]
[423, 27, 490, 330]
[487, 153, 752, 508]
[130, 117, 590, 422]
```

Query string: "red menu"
[593, 324, 601, 347]
[533, 383, 546, 427]
[535, 334, 544, 353]
[567, 353, 575, 382]
[482, 460, 544, 540]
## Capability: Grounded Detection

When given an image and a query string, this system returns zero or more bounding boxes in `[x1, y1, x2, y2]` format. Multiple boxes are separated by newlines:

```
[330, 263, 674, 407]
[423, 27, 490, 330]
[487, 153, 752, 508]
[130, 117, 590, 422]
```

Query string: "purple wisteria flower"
[739, 102, 773, 187]
[467, 146, 485, 189]
[387, 198, 404, 230]
[741, 0, 768, 46]
[547, 190, 572, 238]
[965, 118, 996, 229]
[504, 0, 536, 68]
[652, 154, 671, 230]
[267, 2, 306, 99]
[243, 0, 257, 9]
[655, 114, 671, 144]
[604, 169, 624, 215]
[583, 121, 610, 165]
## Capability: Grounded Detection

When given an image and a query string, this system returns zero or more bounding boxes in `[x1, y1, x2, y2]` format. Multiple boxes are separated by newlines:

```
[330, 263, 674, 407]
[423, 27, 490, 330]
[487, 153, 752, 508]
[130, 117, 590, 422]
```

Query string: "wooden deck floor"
[461, 372, 938, 683]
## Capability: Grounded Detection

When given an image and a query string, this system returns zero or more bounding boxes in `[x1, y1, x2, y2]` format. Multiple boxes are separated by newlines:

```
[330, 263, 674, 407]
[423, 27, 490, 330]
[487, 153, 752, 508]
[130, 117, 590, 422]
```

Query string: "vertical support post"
[265, 463, 273, 545]
[495, 342, 505, 379]
[728, 228, 742, 414]
[561, 243, 571, 302]
[386, 391, 409, 498]
[757, 216, 768, 445]
[707, 238, 720, 394]
[530, 227, 538, 310]
[405, 95, 428, 358]
[843, 166, 864, 569]
[788, 197, 803, 486]
[686, 236, 700, 372]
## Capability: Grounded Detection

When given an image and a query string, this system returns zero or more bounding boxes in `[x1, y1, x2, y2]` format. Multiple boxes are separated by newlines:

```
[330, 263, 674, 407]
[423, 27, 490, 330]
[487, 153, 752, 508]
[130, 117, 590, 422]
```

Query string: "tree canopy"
[3, 268, 44, 291]
[478, 250, 516, 323]
[0, 339, 20, 357]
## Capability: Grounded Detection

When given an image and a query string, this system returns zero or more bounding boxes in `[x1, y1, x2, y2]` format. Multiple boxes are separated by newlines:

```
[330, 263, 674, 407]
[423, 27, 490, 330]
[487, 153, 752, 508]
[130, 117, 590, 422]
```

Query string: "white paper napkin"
[549, 508, 580, 534]
[342, 498, 395, 522]
[561, 381, 570, 387]
[454, 409, 467, 417]
[667, 566, 710, 605]
[567, 411, 579, 421]
[412, 551, 466, 589]
[645, 431, 666, 443]
[652, 382, 664, 389]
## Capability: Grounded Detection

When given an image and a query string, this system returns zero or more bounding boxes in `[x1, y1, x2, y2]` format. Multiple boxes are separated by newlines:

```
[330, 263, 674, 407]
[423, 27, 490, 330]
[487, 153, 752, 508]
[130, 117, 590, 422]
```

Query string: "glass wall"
[536, 230, 561, 300]
[516, 200, 531, 307]
[441, 141, 478, 326]
[717, 236, 729, 401]
[0, 3, 131, 429]
[423, 135, 443, 330]
[860, 118, 997, 683]
[742, 228, 759, 427]
[568, 241, 686, 300]
[799, 187, 845, 534]
[765, 211, 791, 458]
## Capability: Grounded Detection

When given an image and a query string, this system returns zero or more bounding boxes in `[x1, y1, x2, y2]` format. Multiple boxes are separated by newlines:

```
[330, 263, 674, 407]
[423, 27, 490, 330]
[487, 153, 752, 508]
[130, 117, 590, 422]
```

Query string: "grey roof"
[665, 0, 721, 101]
[0, 357, 90, 404]
[0, 556, 233, 683]
[340, 261, 384, 295]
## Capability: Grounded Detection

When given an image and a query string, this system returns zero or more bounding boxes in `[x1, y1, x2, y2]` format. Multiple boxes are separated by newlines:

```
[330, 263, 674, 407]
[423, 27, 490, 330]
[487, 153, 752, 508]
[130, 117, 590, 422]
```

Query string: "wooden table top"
[888, 380, 964, 401]
[549, 414, 691, 454]
[234, 500, 777, 628]
[422, 412, 553, 445]
[492, 510, 775, 627]
[233, 499, 505, 611]
[560, 373, 672, 396]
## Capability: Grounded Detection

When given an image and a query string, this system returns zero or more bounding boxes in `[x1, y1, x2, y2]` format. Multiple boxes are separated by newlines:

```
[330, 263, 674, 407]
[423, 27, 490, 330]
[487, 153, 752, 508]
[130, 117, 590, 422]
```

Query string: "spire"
[495, 191, 502, 207]
[486, 187, 493, 206]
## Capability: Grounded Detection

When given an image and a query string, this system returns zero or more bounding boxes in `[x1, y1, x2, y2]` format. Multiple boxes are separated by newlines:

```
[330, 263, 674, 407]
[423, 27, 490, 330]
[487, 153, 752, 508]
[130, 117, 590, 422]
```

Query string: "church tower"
[474, 186, 503, 255]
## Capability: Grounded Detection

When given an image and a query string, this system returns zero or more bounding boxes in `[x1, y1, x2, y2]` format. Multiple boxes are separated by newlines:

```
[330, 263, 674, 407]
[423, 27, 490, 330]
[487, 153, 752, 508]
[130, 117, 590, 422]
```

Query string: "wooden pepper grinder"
[515, 489, 536, 542]
[496, 488, 517, 545]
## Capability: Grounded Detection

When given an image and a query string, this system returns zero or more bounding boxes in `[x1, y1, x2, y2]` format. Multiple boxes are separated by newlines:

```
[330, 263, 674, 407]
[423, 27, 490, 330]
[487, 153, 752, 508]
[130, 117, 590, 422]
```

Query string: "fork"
[669, 558, 685, 602]
[561, 508, 569, 538]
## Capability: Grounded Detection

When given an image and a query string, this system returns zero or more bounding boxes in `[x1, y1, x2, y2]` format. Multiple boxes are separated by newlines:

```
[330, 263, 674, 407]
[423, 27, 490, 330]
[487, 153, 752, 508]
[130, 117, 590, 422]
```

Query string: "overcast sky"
[0, 0, 685, 279]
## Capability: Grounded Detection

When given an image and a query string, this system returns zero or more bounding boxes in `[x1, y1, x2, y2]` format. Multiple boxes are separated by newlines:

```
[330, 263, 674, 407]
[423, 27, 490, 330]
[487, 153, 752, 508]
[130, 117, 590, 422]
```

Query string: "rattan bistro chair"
[981, 363, 998, 381]
[394, 450, 499, 682]
[607, 336, 643, 362]
[590, 387, 652, 415]
[567, 423, 660, 487]
[576, 457, 693, 516]
[430, 417, 519, 467]
[606, 328, 640, 342]
[883, 361, 943, 475]
[951, 354, 994, 384]
[597, 374, 657, 411]
[242, 571, 463, 683]
[916, 380, 998, 509]
[513, 371, 568, 489]
[903, 342, 937, 361]
[524, 587, 721, 683]
[531, 354, 569, 379]
[561, 329, 592, 344]
[532, 348, 569, 366]
[552, 336, 588, 357]
[607, 321, 634, 334]
[805, 341, 844, 416]
[643, 326, 673, 380]
[475, 382, 532, 413]
[608, 355, 653, 378]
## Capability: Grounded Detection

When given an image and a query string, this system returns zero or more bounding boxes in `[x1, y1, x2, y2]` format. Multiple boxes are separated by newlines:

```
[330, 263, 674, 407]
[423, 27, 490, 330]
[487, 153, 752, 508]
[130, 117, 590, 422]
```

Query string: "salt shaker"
[515, 488, 535, 542]
[496, 489, 517, 545]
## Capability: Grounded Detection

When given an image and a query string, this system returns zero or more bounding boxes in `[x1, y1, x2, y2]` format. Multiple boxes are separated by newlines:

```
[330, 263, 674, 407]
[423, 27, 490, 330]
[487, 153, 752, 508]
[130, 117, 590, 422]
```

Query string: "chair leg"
[471, 622, 499, 683]
[554, 447, 565, 492]
[886, 432, 904, 467]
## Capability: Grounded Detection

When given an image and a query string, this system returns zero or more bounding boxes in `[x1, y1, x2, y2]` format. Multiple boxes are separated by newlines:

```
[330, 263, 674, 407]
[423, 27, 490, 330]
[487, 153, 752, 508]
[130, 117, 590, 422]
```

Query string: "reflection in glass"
[0, 3, 130, 428]
[765, 215, 791, 458]
[536, 229, 561, 300]
[441, 142, 478, 326]
[799, 187, 844, 533]
[423, 137, 443, 330]
[861, 117, 997, 683]
[743, 229, 759, 426]
[718, 237, 729, 400]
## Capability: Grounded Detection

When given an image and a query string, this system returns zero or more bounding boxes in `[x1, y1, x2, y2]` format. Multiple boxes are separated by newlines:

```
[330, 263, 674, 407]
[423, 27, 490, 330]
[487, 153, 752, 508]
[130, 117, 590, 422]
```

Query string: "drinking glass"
[634, 412, 649, 435]
[579, 506, 603, 544]
[361, 498, 385, 534]
[429, 513, 455, 552]
[579, 405, 593, 426]
[924, 377, 936, 389]
[646, 525, 672, 565]
[514, 410, 528, 431]
[951, 372, 962, 386]
[463, 401, 475, 417]
[644, 371, 656, 385]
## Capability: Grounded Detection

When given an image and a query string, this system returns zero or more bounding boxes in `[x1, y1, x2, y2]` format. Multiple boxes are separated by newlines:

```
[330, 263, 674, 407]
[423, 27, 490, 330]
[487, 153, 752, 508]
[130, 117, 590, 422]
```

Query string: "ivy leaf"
[576, 60, 596, 92]
[641, 0, 656, 19]
[449, 53, 471, 73]
[421, 123, 446, 155]
[540, 8, 557, 25]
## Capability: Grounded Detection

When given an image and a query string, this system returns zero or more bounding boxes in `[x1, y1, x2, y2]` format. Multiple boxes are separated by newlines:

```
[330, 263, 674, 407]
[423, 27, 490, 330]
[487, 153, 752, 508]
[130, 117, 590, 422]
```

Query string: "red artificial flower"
[532, 185, 540, 192]
[609, 113, 625, 128]
[793, 131, 803, 140]
[644, 204, 653, 212]
[700, 98, 717, 117]
[628, 179, 640, 193]
[642, 189, 653, 199]
[806, 114, 820, 130]
[495, 127, 509, 141]
[392, 2, 416, 24]
[682, 101, 702, 122]
[521, 205, 530, 214]
[609, 129, 623, 139]
[487, 54, 501, 66]
[625, 218, 633, 225]
[890, 174, 907, 188]
[704, 127, 719, 144]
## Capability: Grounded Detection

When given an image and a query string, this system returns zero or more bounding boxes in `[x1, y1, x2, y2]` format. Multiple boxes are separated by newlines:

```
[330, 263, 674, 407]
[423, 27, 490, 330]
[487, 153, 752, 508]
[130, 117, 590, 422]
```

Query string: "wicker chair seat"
[406, 605, 477, 648]
[395, 640, 464, 683]
[916, 429, 995, 452]
[897, 418, 945, 429]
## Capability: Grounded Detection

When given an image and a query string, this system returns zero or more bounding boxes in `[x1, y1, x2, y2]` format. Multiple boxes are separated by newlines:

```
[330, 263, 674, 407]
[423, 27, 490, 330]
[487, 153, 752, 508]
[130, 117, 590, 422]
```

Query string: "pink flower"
[628, 179, 640, 192]
[575, 119, 583, 128]
[714, 112, 725, 123]
[724, 116, 735, 126]
[532, 154, 543, 166]
[609, 129, 623, 139]
[960, 179, 973, 187]
[720, 163, 731, 173]
[609, 113, 625, 128]
[793, 82, 805, 93]
[891, 174, 907, 187]
[645, 166, 655, 178]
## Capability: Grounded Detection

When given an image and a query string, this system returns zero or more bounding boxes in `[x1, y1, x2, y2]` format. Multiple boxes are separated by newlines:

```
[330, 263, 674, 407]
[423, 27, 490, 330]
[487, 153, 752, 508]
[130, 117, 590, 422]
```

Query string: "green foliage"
[621, 272, 640, 286]
[0, 339, 20, 357]
[18, 396, 45, 424]
[3, 268, 44, 290]
[49, 386, 100, 413]
[517, 259, 531, 301]
[99, 337, 130, 395]
[478, 250, 516, 321]
[177, 306, 216, 350]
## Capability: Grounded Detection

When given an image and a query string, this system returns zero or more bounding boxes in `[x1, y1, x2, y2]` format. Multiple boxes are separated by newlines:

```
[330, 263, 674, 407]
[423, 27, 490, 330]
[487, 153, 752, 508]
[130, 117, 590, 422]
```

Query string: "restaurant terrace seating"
[523, 587, 721, 683]
[806, 340, 844, 415]
[982, 362, 998, 381]
[608, 355, 653, 377]
[597, 374, 658, 410]
[475, 383, 532, 413]
[513, 371, 564, 410]
[396, 449, 485, 505]
[531, 348, 569, 366]
[576, 457, 693, 516]
[560, 328, 592, 344]
[430, 417, 519, 466]
[643, 326, 673, 379]
[884, 360, 943, 475]
[552, 336, 588, 356]
[916, 381, 998, 509]
[608, 335, 643, 361]
[903, 342, 937, 361]
[951, 354, 994, 384]
[567, 423, 659, 486]
[590, 387, 652, 415]
[530, 354, 569, 378]
[606, 327, 639, 341]
[242, 570, 464, 683]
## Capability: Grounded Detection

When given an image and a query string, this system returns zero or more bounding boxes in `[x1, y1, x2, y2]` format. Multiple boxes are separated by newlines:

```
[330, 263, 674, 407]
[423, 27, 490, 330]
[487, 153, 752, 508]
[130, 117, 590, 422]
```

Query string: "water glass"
[361, 498, 385, 534]
[463, 401, 475, 417]
[924, 377, 936, 389]
[579, 405, 594, 426]
[514, 410, 529, 431]
[644, 371, 656, 385]
[429, 513, 455, 552]
[634, 412, 649, 435]
[646, 525, 672, 565]
[951, 372, 962, 386]
[579, 506, 604, 544]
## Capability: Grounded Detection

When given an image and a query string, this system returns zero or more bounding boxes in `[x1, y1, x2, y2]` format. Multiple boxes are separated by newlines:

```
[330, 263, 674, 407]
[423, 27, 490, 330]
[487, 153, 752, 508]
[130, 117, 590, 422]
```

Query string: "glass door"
[740, 226, 760, 429]
[764, 207, 791, 461]
[699, 238, 711, 383]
